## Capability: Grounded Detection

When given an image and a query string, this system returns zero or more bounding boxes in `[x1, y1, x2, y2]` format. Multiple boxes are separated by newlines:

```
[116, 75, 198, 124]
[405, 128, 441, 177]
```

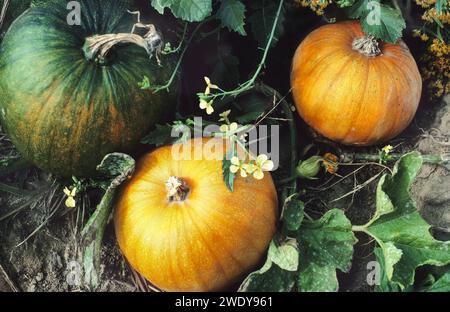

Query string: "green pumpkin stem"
[352, 35, 382, 57]
[82, 22, 163, 65]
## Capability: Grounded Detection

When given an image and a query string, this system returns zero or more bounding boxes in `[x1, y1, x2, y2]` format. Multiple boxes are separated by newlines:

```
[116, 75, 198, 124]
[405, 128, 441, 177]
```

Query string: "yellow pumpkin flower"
[252, 154, 274, 180]
[219, 109, 231, 123]
[204, 76, 219, 95]
[199, 98, 214, 115]
[63, 187, 77, 208]
[220, 122, 238, 134]
[230, 156, 250, 178]
[382, 145, 393, 154]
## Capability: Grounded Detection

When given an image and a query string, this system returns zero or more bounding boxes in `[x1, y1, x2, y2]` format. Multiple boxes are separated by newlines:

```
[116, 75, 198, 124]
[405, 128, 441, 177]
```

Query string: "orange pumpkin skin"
[114, 138, 278, 292]
[291, 21, 422, 146]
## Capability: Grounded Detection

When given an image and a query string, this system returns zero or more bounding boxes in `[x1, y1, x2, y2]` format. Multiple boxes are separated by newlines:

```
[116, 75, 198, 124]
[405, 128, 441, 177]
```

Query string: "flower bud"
[296, 156, 323, 179]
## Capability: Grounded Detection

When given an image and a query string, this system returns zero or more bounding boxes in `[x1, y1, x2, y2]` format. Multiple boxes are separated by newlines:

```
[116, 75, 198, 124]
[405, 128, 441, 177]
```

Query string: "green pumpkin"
[0, 0, 175, 176]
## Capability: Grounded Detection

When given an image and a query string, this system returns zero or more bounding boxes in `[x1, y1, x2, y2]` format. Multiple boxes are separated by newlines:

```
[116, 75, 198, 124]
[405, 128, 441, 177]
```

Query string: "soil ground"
[0, 95, 448, 292]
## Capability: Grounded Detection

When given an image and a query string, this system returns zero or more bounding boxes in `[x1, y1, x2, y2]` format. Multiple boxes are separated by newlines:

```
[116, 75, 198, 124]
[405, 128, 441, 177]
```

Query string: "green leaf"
[374, 247, 401, 292]
[141, 124, 174, 146]
[222, 150, 236, 192]
[435, 0, 447, 15]
[210, 46, 240, 90]
[420, 270, 450, 292]
[239, 264, 295, 292]
[233, 93, 269, 124]
[336, 0, 356, 8]
[138, 76, 152, 90]
[217, 0, 247, 35]
[346, 0, 376, 19]
[248, 0, 285, 48]
[150, 0, 212, 22]
[268, 240, 299, 272]
[361, 3, 405, 43]
[141, 121, 191, 147]
[361, 152, 450, 289]
[346, 0, 405, 43]
[381, 242, 403, 280]
[239, 238, 299, 291]
[150, 0, 166, 14]
[281, 194, 304, 232]
[297, 209, 358, 292]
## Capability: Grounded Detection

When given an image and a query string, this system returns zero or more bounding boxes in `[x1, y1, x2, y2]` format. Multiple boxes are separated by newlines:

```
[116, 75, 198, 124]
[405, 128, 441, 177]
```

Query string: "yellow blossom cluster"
[413, 1, 450, 99]
[230, 154, 274, 180]
[422, 7, 450, 24]
[296, 0, 332, 16]
[415, 0, 440, 8]
[422, 39, 450, 99]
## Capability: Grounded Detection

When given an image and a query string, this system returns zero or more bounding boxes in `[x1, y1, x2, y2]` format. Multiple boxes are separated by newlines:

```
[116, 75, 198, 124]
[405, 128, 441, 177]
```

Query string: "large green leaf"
[239, 239, 298, 292]
[141, 124, 173, 146]
[217, 0, 246, 35]
[248, 0, 285, 48]
[210, 46, 240, 90]
[420, 270, 450, 292]
[150, 0, 212, 22]
[297, 209, 358, 292]
[346, 0, 405, 43]
[374, 247, 401, 292]
[267, 240, 299, 272]
[361, 3, 405, 43]
[346, 0, 375, 19]
[281, 194, 304, 232]
[360, 153, 450, 289]
[239, 264, 295, 292]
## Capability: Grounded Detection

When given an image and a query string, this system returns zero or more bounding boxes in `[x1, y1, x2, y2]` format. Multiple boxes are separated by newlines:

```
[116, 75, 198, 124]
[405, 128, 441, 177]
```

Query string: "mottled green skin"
[0, 0, 174, 176]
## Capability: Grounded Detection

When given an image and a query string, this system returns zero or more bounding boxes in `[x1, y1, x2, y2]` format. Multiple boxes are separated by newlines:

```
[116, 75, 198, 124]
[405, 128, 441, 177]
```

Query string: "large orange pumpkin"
[115, 138, 278, 291]
[291, 21, 422, 146]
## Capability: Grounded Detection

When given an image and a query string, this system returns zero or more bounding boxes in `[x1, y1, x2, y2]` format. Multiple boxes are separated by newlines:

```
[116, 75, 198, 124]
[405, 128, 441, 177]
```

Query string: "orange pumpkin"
[114, 138, 278, 291]
[291, 21, 422, 146]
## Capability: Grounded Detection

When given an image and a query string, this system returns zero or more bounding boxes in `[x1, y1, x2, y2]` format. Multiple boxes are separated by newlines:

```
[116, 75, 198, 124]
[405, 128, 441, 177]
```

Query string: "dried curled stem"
[352, 35, 382, 57]
[83, 10, 163, 65]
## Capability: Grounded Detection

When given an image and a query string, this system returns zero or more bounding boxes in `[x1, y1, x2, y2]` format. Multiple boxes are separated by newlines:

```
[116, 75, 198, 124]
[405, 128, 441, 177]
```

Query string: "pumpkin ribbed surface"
[0, 0, 173, 176]
[115, 138, 278, 292]
[291, 21, 422, 146]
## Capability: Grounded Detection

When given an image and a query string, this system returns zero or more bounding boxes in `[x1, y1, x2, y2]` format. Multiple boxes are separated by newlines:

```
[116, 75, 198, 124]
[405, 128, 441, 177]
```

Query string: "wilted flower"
[323, 152, 339, 174]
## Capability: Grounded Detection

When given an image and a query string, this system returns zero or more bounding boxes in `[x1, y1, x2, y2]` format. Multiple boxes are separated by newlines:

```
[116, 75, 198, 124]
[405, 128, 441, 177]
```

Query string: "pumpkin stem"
[352, 35, 382, 57]
[165, 176, 190, 202]
[82, 22, 163, 65]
